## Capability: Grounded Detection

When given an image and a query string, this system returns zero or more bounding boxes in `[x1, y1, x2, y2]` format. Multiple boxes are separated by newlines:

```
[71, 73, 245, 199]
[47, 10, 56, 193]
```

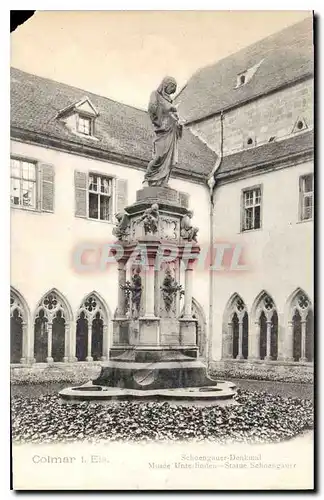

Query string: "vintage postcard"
[10, 10, 314, 491]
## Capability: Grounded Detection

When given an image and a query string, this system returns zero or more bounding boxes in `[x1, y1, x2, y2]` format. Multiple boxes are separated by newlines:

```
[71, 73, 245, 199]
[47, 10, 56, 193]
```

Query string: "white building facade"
[10, 18, 314, 382]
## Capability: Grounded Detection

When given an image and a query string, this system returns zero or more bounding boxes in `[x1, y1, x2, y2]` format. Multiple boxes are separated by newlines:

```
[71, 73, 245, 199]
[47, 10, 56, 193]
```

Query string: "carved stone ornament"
[180, 210, 199, 242]
[112, 212, 130, 241]
[139, 203, 159, 235]
[160, 216, 178, 240]
[120, 268, 142, 317]
[161, 267, 184, 312]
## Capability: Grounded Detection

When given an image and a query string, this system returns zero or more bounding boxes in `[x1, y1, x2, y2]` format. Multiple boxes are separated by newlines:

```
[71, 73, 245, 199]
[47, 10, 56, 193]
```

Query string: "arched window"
[34, 290, 72, 363]
[10, 288, 29, 363]
[254, 292, 278, 361]
[289, 290, 313, 362]
[76, 293, 109, 361]
[223, 294, 249, 360]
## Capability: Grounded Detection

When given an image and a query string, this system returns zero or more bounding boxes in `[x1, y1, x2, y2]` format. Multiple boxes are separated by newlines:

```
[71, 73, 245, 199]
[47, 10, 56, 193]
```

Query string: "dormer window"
[237, 73, 247, 87]
[292, 116, 308, 134]
[77, 115, 92, 136]
[235, 59, 264, 89]
[56, 97, 99, 139]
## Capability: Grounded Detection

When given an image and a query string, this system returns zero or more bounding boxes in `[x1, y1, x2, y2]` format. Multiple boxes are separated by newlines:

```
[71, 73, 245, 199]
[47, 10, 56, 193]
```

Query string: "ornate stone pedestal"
[60, 187, 236, 402]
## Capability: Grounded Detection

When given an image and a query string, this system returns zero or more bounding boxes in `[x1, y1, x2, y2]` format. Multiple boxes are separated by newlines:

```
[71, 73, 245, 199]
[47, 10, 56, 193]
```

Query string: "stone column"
[117, 260, 127, 317]
[86, 323, 93, 362]
[300, 319, 307, 362]
[265, 320, 272, 361]
[222, 322, 233, 359]
[236, 318, 244, 360]
[25, 320, 35, 364]
[143, 262, 155, 319]
[101, 324, 109, 361]
[248, 321, 261, 361]
[183, 268, 193, 318]
[63, 321, 70, 362]
[20, 321, 28, 364]
[279, 321, 294, 362]
[138, 249, 160, 346]
[154, 269, 160, 316]
[46, 322, 54, 363]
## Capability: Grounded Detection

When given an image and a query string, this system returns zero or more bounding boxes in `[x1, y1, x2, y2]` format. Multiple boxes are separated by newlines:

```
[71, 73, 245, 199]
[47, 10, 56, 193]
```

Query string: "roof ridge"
[183, 17, 312, 89]
[10, 66, 148, 114]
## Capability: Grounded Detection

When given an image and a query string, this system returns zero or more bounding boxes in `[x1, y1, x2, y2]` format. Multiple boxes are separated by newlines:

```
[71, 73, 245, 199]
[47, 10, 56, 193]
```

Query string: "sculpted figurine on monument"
[180, 210, 199, 242]
[139, 203, 159, 235]
[143, 76, 183, 187]
[112, 212, 130, 241]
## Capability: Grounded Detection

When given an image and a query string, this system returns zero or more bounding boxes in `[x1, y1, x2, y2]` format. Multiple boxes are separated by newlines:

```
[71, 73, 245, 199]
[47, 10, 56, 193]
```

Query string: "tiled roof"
[10, 67, 217, 179]
[176, 17, 314, 124]
[216, 129, 314, 178]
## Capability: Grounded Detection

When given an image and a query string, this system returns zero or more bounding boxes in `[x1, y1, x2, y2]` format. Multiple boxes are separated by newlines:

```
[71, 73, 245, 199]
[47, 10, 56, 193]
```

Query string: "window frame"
[87, 171, 115, 223]
[10, 156, 41, 212]
[76, 112, 94, 136]
[236, 72, 247, 88]
[299, 173, 314, 222]
[240, 184, 263, 232]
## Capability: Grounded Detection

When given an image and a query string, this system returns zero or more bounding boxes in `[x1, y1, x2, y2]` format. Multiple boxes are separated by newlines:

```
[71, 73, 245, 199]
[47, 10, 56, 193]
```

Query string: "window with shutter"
[74, 171, 88, 218]
[10, 157, 55, 214]
[299, 174, 313, 221]
[241, 186, 262, 231]
[10, 158, 37, 210]
[75, 171, 124, 222]
[88, 174, 113, 221]
[40, 163, 55, 213]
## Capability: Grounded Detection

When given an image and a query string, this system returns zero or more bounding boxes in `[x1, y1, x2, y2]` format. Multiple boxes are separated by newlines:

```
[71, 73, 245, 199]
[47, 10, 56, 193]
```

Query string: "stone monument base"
[59, 349, 237, 402]
[59, 380, 236, 404]
[91, 352, 215, 390]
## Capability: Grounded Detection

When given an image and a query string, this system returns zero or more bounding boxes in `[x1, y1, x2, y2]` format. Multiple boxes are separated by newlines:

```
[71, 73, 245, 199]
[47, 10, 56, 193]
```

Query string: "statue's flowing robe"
[144, 90, 182, 186]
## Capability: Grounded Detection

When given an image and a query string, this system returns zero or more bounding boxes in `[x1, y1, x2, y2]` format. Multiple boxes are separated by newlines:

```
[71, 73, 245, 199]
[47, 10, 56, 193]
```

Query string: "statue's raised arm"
[143, 76, 183, 187]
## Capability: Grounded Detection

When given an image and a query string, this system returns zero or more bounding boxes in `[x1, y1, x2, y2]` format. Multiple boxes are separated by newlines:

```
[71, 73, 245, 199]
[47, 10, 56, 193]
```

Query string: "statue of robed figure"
[143, 76, 183, 187]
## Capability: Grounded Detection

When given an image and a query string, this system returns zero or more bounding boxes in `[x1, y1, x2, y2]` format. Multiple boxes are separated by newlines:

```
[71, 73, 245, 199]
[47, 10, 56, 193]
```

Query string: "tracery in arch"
[76, 293, 108, 361]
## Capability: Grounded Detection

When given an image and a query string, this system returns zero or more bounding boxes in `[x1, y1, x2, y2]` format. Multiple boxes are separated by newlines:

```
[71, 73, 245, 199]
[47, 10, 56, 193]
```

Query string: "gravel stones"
[11, 389, 313, 445]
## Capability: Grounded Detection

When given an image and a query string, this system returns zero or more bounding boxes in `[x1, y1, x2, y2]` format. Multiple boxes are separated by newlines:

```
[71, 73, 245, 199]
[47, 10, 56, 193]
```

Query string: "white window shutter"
[75, 171, 88, 218]
[40, 163, 55, 213]
[116, 178, 128, 214]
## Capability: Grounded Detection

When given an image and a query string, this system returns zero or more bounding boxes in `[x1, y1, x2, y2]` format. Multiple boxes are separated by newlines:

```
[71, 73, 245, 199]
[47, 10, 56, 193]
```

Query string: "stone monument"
[60, 77, 235, 402]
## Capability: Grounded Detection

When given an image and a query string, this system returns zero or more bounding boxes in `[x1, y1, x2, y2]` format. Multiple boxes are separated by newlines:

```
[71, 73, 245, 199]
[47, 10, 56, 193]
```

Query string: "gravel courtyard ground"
[232, 379, 314, 401]
[11, 378, 314, 401]
[11, 383, 313, 445]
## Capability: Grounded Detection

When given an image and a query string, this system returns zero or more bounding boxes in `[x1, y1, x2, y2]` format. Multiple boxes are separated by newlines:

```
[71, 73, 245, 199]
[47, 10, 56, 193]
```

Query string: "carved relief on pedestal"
[120, 267, 142, 319]
[130, 217, 145, 240]
[160, 265, 184, 317]
[160, 216, 179, 240]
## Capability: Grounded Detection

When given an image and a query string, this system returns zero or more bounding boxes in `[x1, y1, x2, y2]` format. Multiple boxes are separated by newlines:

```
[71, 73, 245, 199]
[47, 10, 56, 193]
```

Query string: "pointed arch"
[251, 290, 278, 361]
[76, 291, 112, 362]
[251, 290, 277, 321]
[285, 288, 313, 320]
[286, 288, 313, 362]
[34, 288, 73, 322]
[222, 293, 248, 360]
[77, 290, 111, 323]
[10, 286, 30, 323]
[10, 287, 30, 364]
[223, 293, 246, 323]
[33, 288, 73, 363]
